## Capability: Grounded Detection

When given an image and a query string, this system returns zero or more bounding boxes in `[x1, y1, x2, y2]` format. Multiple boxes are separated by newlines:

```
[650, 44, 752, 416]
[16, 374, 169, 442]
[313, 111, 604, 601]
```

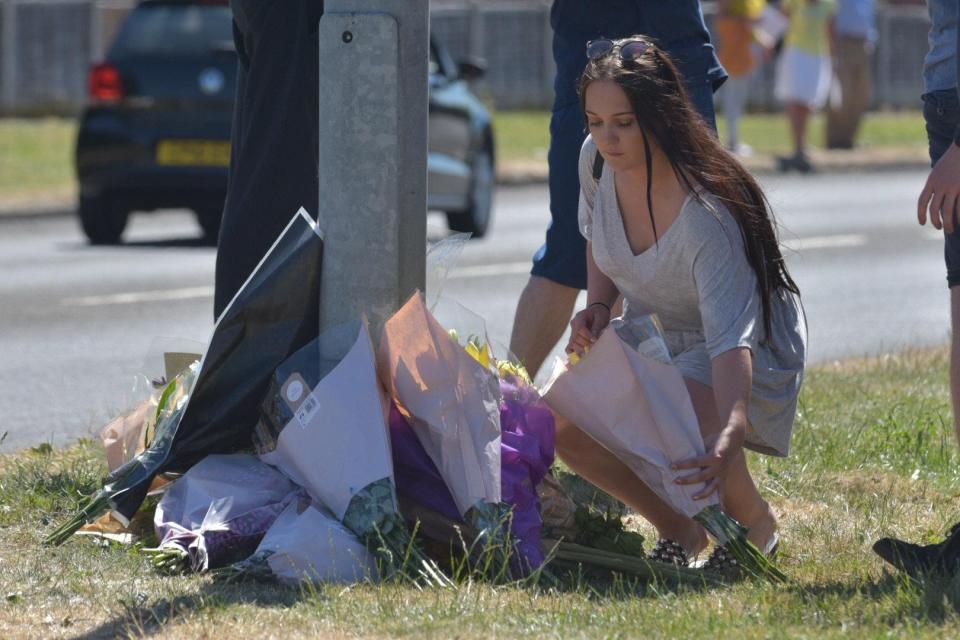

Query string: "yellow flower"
[465, 336, 492, 370]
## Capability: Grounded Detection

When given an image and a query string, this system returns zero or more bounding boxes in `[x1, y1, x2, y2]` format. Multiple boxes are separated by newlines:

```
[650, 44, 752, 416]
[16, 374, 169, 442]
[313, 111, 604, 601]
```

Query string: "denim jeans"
[922, 89, 960, 288]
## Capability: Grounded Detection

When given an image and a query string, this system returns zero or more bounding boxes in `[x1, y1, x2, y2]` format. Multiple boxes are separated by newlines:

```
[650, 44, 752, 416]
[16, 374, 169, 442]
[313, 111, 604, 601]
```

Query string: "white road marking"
[449, 262, 532, 279]
[782, 233, 867, 251]
[62, 285, 214, 307]
[59, 233, 874, 305]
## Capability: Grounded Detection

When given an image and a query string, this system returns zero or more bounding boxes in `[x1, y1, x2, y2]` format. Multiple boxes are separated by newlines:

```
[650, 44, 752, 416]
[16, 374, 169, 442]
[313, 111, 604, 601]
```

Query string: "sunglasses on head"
[585, 38, 652, 62]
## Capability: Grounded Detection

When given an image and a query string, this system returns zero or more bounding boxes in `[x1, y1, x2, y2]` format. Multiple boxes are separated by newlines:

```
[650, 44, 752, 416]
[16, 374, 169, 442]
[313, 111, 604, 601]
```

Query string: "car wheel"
[78, 196, 128, 245]
[446, 143, 494, 239]
[195, 206, 222, 244]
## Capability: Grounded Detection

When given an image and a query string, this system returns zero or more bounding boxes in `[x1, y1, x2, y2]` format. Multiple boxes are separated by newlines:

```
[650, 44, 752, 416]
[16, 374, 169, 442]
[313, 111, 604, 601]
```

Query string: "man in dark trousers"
[214, 1, 324, 318]
[873, 0, 960, 577]
[508, 0, 726, 379]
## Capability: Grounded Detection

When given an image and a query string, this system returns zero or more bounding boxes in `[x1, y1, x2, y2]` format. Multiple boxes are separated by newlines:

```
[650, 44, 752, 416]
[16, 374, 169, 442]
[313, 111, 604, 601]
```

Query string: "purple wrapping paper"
[389, 375, 555, 570]
[498, 375, 555, 567]
[158, 492, 301, 572]
[389, 401, 462, 523]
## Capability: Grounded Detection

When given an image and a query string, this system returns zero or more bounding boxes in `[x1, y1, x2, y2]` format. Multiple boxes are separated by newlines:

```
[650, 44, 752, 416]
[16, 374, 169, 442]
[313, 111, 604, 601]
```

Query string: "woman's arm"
[710, 346, 752, 450]
[672, 349, 752, 498]
[586, 240, 619, 308]
[566, 241, 620, 355]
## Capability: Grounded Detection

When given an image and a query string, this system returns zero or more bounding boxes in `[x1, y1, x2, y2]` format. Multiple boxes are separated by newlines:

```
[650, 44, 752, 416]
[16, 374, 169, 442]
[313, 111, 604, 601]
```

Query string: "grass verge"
[3, 347, 960, 637]
[0, 118, 77, 202]
[494, 109, 928, 163]
[0, 110, 927, 205]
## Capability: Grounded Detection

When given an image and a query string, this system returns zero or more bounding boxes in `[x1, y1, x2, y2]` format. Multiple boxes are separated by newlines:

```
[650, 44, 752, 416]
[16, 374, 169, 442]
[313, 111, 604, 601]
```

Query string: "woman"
[774, 0, 837, 173]
[557, 36, 806, 570]
[716, 0, 769, 156]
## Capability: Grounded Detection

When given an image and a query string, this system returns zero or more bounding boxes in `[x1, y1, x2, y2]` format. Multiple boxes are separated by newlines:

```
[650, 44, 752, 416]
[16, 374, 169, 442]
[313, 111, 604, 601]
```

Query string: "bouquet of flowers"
[542, 319, 786, 582]
[145, 454, 300, 573]
[256, 318, 449, 587]
[228, 495, 378, 585]
[45, 209, 323, 545]
[380, 293, 526, 579]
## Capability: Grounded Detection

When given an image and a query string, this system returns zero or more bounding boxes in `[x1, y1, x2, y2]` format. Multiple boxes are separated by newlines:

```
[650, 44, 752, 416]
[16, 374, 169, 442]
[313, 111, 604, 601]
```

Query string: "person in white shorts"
[774, 0, 837, 172]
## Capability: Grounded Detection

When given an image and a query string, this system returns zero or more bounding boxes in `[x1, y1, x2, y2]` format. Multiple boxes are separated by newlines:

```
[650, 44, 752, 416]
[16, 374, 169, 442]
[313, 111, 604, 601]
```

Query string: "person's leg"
[845, 39, 873, 147]
[825, 39, 852, 149]
[874, 90, 960, 575]
[928, 90, 960, 443]
[685, 378, 776, 548]
[951, 287, 960, 444]
[554, 413, 708, 554]
[510, 276, 580, 378]
[512, 104, 587, 378]
[722, 74, 750, 151]
[827, 38, 872, 149]
[787, 102, 810, 158]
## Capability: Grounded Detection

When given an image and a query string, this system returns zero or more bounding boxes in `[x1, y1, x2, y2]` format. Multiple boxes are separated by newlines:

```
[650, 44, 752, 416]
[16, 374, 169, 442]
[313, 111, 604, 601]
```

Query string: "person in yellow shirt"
[716, 0, 769, 156]
[774, 0, 837, 172]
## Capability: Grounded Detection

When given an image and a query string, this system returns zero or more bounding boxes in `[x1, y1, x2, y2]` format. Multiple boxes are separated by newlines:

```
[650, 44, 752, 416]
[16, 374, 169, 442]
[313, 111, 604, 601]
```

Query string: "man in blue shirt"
[508, 1, 726, 379]
[873, 0, 960, 577]
[825, 0, 876, 149]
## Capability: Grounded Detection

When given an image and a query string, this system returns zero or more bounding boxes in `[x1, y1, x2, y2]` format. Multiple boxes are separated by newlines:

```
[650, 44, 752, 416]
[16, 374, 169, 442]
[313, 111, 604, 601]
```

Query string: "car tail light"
[89, 63, 124, 103]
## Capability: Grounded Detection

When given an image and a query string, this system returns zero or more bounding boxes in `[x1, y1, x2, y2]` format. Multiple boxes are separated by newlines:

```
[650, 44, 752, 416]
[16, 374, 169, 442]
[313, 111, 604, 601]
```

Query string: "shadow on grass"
[68, 580, 304, 640]
[65, 561, 725, 639]
[792, 571, 960, 625]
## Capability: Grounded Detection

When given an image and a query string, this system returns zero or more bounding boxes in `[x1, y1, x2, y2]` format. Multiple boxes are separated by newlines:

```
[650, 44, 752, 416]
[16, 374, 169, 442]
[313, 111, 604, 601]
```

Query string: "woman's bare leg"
[787, 101, 810, 157]
[554, 412, 708, 555]
[684, 378, 777, 548]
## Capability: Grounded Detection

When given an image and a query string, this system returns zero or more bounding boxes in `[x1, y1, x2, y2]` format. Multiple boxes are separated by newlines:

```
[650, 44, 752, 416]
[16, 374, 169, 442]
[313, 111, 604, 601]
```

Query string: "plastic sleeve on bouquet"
[541, 328, 718, 520]
[153, 454, 300, 571]
[378, 293, 502, 516]
[245, 499, 378, 585]
[259, 318, 396, 521]
[109, 209, 323, 520]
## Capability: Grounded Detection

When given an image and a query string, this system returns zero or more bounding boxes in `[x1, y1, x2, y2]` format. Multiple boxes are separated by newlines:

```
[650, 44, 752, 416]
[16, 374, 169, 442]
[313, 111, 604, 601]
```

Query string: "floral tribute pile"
[44, 214, 784, 588]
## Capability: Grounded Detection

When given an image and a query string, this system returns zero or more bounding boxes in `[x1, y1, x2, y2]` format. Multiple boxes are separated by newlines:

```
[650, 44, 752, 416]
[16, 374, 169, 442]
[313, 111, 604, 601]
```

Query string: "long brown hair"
[578, 35, 799, 340]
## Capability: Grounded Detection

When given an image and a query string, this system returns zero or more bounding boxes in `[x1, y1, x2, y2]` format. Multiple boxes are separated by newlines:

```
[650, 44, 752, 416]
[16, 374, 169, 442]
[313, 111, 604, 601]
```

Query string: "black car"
[75, 0, 495, 244]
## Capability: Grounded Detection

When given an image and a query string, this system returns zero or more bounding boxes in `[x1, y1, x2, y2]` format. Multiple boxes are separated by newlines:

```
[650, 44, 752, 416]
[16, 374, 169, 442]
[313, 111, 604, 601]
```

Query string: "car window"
[111, 4, 233, 56]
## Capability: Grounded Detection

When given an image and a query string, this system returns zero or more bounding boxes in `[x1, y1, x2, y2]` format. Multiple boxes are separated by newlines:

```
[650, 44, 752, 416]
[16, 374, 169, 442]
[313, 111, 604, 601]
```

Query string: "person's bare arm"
[673, 347, 752, 498]
[918, 144, 960, 234]
[566, 241, 620, 355]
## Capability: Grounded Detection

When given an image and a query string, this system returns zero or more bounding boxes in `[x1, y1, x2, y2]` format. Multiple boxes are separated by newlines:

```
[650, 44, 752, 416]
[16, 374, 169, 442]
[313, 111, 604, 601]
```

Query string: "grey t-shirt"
[577, 136, 806, 456]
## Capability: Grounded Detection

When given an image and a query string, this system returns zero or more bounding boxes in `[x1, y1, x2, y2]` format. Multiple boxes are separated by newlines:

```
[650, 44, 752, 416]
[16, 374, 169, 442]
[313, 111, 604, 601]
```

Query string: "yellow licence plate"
[156, 139, 230, 167]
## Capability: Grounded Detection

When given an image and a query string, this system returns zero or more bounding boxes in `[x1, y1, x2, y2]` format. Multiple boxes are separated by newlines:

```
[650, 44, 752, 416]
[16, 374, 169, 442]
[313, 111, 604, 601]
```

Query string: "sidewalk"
[0, 146, 932, 219]
[0, 186, 77, 221]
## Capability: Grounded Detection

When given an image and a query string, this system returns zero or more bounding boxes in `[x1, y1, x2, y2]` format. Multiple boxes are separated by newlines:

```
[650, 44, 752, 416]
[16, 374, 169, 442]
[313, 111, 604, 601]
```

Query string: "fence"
[0, 0, 935, 115]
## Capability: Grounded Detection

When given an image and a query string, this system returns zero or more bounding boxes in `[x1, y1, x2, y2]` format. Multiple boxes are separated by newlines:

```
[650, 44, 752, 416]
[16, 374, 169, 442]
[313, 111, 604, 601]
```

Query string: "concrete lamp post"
[317, 0, 430, 339]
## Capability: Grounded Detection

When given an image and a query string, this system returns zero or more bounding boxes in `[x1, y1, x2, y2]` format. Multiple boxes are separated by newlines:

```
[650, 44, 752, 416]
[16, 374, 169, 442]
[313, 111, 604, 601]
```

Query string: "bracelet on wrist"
[589, 301, 611, 313]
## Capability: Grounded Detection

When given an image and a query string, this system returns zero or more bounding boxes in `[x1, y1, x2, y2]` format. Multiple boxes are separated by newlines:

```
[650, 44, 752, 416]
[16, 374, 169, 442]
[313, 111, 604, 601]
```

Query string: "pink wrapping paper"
[378, 293, 502, 515]
[541, 328, 718, 518]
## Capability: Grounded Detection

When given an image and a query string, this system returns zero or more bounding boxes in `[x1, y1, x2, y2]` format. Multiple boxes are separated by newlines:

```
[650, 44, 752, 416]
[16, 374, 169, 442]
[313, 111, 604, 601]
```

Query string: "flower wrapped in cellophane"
[227, 495, 379, 585]
[144, 454, 300, 573]
[379, 293, 522, 578]
[255, 318, 449, 586]
[45, 209, 323, 546]
[542, 318, 786, 582]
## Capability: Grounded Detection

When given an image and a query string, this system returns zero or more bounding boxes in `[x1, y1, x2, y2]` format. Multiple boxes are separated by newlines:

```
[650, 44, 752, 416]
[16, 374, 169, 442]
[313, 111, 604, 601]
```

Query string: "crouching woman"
[556, 36, 806, 570]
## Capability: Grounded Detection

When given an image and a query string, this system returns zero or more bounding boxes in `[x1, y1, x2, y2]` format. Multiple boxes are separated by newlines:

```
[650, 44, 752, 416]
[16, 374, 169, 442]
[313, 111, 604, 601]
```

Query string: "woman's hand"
[565, 304, 611, 356]
[672, 422, 746, 499]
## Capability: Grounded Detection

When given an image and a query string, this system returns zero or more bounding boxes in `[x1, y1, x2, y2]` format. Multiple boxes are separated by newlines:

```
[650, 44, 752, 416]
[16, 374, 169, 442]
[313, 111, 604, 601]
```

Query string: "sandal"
[702, 532, 780, 575]
[647, 538, 690, 566]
